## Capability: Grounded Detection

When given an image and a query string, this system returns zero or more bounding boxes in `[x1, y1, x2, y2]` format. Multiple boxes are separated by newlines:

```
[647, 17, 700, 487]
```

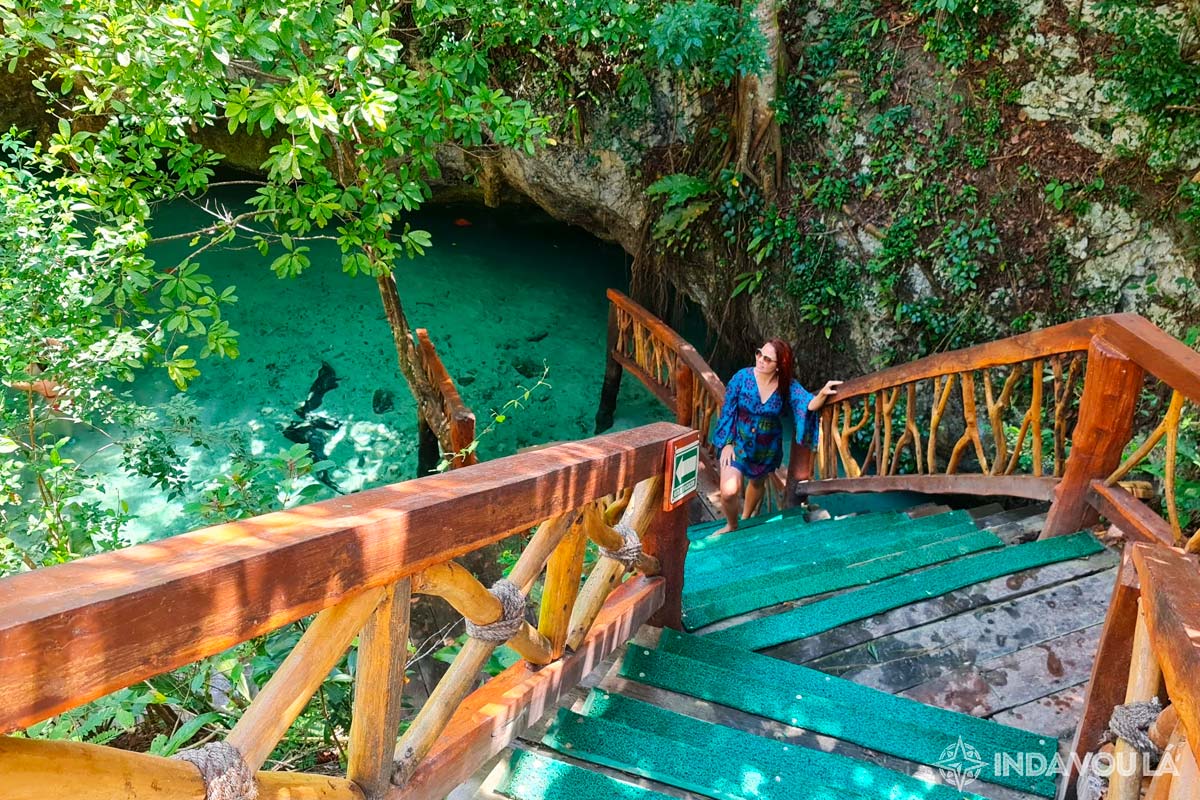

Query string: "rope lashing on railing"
[1077, 699, 1164, 800]
[464, 579, 527, 642]
[173, 741, 258, 800]
[1108, 698, 1163, 760]
[598, 523, 643, 569]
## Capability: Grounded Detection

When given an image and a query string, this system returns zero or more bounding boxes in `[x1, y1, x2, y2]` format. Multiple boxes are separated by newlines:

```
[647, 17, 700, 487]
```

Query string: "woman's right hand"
[720, 444, 734, 468]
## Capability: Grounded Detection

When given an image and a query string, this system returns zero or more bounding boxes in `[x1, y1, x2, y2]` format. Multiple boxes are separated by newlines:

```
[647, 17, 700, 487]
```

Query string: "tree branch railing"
[0, 422, 691, 800]
[794, 314, 1200, 545]
[597, 290, 725, 451]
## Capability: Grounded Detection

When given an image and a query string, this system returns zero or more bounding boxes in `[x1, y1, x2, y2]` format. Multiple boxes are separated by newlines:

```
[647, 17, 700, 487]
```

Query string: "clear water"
[82, 192, 670, 542]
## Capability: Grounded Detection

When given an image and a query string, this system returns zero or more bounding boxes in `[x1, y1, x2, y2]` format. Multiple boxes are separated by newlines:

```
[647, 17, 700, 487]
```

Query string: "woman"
[711, 338, 841, 533]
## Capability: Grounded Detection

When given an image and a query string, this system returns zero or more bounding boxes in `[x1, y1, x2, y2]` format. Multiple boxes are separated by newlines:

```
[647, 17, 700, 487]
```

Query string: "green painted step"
[684, 518, 984, 606]
[707, 531, 1106, 651]
[689, 505, 808, 541]
[684, 513, 980, 602]
[497, 749, 678, 800]
[684, 512, 972, 594]
[622, 630, 1058, 796]
[688, 510, 905, 555]
[806, 491, 927, 518]
[686, 511, 946, 579]
[548, 691, 989, 800]
[682, 527, 1003, 630]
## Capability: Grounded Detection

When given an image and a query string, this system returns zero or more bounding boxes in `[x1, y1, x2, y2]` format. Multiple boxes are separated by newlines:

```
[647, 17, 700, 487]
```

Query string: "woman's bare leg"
[743, 477, 767, 519]
[717, 464, 744, 534]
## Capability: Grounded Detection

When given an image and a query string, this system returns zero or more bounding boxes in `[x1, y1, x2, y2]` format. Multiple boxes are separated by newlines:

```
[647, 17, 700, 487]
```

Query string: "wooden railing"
[1063, 542, 1200, 800]
[597, 290, 725, 449]
[414, 328, 476, 471]
[798, 314, 1200, 544]
[1, 422, 690, 800]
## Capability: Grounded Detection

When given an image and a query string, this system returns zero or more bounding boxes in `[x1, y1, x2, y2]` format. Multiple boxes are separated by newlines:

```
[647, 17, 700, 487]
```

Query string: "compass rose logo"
[934, 736, 988, 790]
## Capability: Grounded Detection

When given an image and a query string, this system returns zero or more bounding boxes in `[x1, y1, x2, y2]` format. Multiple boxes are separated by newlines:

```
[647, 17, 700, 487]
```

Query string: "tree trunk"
[736, 0, 784, 196]
[374, 271, 451, 452]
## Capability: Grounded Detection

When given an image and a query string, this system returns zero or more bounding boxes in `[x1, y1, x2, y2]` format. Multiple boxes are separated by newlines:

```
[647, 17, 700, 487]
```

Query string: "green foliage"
[1096, 0, 1200, 169]
[910, 0, 1017, 68]
[646, 0, 768, 82]
[436, 366, 552, 472]
[646, 173, 715, 208]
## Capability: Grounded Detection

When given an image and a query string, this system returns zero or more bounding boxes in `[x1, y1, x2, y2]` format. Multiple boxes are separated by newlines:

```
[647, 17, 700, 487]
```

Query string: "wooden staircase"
[6, 297, 1200, 800]
[462, 498, 1118, 800]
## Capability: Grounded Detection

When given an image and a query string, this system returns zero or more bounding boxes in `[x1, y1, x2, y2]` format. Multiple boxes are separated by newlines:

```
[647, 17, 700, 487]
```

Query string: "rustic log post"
[1, 737, 364, 800]
[538, 510, 591, 658]
[347, 581, 411, 800]
[595, 304, 624, 434]
[1060, 545, 1140, 800]
[1042, 338, 1144, 538]
[1109, 600, 1163, 800]
[227, 587, 387, 772]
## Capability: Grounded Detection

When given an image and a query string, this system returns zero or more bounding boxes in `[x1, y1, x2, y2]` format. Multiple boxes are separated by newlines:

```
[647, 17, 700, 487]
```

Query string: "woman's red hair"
[765, 337, 795, 400]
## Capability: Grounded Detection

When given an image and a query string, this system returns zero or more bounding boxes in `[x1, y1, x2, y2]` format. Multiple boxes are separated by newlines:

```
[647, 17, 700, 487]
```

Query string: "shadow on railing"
[0, 422, 690, 800]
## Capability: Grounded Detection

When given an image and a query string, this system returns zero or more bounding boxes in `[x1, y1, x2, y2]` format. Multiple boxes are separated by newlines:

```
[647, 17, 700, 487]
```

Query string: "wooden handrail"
[605, 289, 726, 405]
[832, 313, 1200, 405]
[1130, 544, 1200, 767]
[0, 422, 687, 733]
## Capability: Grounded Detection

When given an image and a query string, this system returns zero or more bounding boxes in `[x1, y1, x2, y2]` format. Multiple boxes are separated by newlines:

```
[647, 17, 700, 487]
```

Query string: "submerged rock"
[372, 388, 395, 414]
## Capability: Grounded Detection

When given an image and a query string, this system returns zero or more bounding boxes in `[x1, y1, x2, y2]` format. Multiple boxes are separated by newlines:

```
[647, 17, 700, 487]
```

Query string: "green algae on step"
[622, 630, 1059, 797]
[546, 691, 991, 800]
[682, 527, 1004, 630]
[497, 749, 679, 800]
[707, 531, 1106, 651]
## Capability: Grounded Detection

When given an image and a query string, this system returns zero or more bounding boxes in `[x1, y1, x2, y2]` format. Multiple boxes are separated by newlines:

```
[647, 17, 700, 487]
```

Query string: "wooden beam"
[414, 329, 476, 468]
[229, 587, 387, 771]
[384, 576, 664, 800]
[347, 580, 412, 800]
[834, 318, 1101, 402]
[1096, 314, 1200, 407]
[1043, 338, 1144, 537]
[594, 304, 624, 434]
[1088, 480, 1177, 547]
[612, 351, 676, 409]
[0, 737, 363, 800]
[0, 422, 686, 733]
[641, 492, 689, 631]
[1131, 544, 1200, 768]
[805, 474, 1059, 501]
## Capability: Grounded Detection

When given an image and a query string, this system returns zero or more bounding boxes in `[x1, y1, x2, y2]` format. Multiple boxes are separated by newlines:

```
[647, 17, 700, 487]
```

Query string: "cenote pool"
[82, 192, 672, 543]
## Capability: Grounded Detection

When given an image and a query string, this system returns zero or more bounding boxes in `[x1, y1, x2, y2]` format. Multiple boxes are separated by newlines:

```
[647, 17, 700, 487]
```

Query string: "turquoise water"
[84, 194, 670, 542]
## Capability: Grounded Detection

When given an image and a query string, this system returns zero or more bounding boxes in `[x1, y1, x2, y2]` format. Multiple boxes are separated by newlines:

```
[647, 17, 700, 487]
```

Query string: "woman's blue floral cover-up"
[711, 367, 818, 479]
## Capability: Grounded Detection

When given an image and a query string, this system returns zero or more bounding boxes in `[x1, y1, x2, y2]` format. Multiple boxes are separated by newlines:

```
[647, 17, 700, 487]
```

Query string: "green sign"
[670, 439, 700, 505]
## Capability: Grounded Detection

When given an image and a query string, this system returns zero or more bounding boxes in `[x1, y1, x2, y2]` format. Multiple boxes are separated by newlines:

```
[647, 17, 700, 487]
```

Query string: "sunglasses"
[754, 348, 776, 364]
